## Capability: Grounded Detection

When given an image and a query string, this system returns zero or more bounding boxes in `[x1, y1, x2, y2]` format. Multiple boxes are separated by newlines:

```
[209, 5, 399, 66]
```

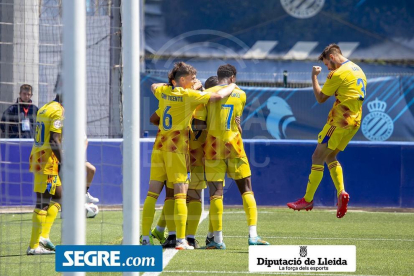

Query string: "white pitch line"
[222, 210, 414, 215]
[162, 270, 387, 276]
[142, 211, 209, 276]
[225, 236, 414, 242]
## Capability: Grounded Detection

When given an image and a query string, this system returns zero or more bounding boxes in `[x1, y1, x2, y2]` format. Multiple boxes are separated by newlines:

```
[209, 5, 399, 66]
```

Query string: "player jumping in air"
[287, 44, 367, 218]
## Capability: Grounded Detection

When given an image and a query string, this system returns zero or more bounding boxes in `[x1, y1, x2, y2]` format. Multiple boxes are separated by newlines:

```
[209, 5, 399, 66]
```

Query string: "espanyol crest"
[361, 98, 393, 141]
[280, 0, 325, 19]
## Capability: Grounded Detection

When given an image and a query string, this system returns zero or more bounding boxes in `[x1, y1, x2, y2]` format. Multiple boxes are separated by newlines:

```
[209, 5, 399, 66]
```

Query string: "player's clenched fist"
[192, 79, 203, 90]
[312, 66, 322, 76]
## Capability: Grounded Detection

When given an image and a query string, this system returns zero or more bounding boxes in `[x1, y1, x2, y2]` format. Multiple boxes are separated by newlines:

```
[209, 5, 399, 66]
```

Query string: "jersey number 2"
[357, 78, 366, 101]
[222, 104, 234, 131]
[162, 106, 172, 130]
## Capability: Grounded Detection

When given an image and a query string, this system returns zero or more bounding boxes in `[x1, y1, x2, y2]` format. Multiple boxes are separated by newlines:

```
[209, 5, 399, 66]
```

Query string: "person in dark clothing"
[0, 84, 38, 138]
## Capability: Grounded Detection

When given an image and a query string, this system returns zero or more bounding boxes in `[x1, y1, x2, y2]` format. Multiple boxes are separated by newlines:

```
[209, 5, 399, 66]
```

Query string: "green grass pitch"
[1, 208, 413, 275]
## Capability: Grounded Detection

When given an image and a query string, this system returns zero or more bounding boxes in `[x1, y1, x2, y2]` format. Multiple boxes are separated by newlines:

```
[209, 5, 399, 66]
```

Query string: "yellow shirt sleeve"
[49, 109, 63, 133]
[188, 89, 211, 106]
[154, 86, 164, 100]
[238, 92, 247, 116]
[321, 72, 342, 97]
[193, 104, 207, 121]
[155, 108, 161, 116]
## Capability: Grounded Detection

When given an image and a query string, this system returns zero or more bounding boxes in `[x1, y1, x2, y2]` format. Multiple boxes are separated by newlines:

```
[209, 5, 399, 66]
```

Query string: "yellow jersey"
[321, 60, 367, 129]
[199, 85, 246, 160]
[189, 105, 207, 167]
[154, 106, 207, 167]
[152, 85, 211, 154]
[29, 100, 64, 175]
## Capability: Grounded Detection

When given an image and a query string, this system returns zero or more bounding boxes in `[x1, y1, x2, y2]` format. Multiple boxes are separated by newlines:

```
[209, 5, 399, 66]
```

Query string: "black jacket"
[0, 99, 39, 138]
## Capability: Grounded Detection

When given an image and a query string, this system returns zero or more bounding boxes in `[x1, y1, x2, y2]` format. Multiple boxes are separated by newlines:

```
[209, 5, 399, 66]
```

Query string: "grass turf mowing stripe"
[225, 236, 414, 242]
[163, 270, 384, 276]
[223, 210, 414, 215]
[142, 211, 209, 276]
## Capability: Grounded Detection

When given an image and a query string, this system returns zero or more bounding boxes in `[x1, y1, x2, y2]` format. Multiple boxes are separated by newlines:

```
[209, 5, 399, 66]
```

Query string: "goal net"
[0, 1, 125, 274]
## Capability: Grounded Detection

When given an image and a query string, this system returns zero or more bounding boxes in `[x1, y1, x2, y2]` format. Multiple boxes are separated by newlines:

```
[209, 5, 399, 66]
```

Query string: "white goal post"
[121, 2, 141, 276]
[61, 1, 87, 276]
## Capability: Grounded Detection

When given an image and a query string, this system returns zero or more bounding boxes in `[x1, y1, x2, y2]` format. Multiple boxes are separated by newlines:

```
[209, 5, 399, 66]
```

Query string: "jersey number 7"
[222, 104, 234, 131]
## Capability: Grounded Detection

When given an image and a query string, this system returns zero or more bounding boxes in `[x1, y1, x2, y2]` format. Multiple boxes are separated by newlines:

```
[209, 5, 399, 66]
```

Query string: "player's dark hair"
[318, 44, 342, 61]
[168, 62, 197, 86]
[20, 84, 33, 94]
[217, 64, 237, 80]
[204, 76, 218, 89]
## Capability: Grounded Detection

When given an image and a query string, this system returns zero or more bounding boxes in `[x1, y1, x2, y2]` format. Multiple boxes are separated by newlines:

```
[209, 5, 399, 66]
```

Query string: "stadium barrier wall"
[1, 139, 413, 208]
[141, 75, 414, 142]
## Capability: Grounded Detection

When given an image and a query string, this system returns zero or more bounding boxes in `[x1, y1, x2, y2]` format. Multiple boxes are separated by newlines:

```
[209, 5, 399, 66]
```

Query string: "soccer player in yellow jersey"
[184, 112, 207, 248]
[201, 64, 269, 249]
[27, 94, 63, 255]
[194, 76, 242, 247]
[287, 44, 367, 218]
[141, 62, 237, 250]
[148, 107, 201, 249]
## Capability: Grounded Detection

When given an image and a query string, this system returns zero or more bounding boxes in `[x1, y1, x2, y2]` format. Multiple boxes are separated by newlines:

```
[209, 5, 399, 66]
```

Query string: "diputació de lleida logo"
[361, 98, 393, 141]
[299, 246, 307, 257]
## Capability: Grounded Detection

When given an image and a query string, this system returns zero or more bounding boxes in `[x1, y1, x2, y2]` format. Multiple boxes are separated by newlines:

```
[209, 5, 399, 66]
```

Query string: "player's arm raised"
[312, 66, 330, 104]
[208, 83, 238, 102]
[151, 83, 167, 94]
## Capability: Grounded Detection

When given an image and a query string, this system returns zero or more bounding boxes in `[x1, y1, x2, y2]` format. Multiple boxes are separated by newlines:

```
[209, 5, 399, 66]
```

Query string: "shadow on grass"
[0, 254, 26, 258]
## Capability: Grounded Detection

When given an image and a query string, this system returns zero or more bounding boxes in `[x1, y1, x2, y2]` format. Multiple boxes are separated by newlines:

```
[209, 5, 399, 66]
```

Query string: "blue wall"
[1, 140, 413, 208]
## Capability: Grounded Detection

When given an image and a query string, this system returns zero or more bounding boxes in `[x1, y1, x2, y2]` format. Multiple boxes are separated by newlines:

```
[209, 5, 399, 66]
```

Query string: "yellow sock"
[164, 197, 176, 232]
[142, 192, 159, 237]
[185, 196, 189, 233]
[304, 164, 324, 202]
[242, 192, 257, 226]
[328, 161, 345, 197]
[174, 193, 187, 239]
[209, 196, 223, 232]
[186, 200, 202, 236]
[41, 201, 60, 239]
[208, 216, 213, 233]
[30, 208, 47, 249]
[156, 205, 166, 229]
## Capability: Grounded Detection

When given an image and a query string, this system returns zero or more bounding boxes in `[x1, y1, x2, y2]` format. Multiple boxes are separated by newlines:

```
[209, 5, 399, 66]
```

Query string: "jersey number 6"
[162, 106, 172, 130]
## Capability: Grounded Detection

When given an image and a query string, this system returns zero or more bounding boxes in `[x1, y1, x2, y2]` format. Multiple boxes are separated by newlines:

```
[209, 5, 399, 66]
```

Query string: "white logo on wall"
[361, 98, 394, 141]
[266, 96, 296, 139]
[280, 0, 325, 19]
